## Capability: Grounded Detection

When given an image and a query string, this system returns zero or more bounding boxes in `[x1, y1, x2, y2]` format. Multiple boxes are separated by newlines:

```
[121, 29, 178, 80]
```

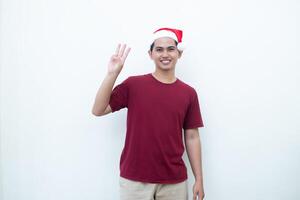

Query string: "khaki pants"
[119, 176, 188, 200]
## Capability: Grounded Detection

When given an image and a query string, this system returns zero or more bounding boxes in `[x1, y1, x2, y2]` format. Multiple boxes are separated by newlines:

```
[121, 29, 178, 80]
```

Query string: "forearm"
[92, 72, 119, 115]
[185, 133, 204, 183]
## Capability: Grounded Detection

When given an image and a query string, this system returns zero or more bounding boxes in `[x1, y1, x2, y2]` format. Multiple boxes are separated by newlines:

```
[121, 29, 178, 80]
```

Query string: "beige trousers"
[119, 176, 188, 200]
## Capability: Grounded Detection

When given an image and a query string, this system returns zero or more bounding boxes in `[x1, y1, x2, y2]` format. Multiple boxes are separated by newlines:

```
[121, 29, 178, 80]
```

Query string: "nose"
[161, 49, 169, 57]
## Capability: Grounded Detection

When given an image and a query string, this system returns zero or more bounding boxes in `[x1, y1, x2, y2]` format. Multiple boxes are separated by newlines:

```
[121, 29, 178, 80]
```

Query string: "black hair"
[149, 40, 178, 52]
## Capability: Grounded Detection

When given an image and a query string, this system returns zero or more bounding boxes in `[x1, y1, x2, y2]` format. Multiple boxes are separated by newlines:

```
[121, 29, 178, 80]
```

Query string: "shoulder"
[123, 73, 150, 84]
[177, 79, 198, 95]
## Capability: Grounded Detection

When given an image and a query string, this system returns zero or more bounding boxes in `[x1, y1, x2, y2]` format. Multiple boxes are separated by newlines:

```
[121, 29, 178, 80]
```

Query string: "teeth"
[161, 60, 171, 64]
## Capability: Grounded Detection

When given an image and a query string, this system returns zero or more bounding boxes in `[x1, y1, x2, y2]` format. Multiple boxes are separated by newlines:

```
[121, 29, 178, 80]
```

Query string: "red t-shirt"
[109, 73, 204, 184]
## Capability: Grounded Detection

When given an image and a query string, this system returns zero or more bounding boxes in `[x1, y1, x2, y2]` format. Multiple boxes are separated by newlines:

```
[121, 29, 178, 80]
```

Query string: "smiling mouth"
[160, 60, 171, 64]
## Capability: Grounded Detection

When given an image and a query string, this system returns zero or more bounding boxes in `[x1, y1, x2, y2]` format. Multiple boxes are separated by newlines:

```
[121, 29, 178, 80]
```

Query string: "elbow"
[92, 108, 103, 116]
[92, 103, 111, 116]
[92, 111, 100, 116]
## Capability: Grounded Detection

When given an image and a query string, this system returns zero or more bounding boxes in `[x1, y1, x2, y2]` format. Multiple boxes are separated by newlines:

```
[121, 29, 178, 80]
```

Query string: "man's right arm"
[91, 44, 130, 117]
[91, 73, 118, 116]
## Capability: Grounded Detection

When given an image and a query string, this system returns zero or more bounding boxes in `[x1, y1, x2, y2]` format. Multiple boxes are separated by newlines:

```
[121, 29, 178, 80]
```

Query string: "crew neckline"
[148, 73, 179, 85]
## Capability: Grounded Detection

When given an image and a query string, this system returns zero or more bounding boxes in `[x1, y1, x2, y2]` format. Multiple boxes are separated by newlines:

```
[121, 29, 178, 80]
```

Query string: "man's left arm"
[184, 128, 205, 200]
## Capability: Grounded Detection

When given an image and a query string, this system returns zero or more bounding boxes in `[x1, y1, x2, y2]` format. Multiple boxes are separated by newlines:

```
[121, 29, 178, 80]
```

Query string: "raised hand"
[107, 44, 131, 75]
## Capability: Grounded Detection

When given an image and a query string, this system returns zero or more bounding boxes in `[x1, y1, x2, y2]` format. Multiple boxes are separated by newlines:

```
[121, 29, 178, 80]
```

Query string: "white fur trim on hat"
[152, 30, 179, 42]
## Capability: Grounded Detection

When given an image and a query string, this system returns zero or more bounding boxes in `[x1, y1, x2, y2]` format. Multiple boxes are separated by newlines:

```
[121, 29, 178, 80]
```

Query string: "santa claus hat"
[151, 27, 185, 51]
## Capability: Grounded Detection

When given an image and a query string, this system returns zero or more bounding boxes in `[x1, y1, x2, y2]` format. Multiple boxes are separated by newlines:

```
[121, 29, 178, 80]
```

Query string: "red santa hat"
[151, 27, 185, 51]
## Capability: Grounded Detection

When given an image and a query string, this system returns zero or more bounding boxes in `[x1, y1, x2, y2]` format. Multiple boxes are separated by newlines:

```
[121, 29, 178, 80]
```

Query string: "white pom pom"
[177, 42, 185, 51]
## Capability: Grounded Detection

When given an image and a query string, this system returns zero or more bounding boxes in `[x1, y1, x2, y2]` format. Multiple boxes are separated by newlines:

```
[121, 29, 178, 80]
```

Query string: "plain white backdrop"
[1, 0, 300, 199]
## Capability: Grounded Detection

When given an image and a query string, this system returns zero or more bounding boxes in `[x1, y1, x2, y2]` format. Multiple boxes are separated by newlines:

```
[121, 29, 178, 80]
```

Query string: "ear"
[148, 50, 153, 60]
[178, 50, 183, 58]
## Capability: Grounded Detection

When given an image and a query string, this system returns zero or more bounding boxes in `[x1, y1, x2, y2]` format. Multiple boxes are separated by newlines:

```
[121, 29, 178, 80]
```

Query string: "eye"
[168, 47, 176, 51]
[155, 48, 163, 52]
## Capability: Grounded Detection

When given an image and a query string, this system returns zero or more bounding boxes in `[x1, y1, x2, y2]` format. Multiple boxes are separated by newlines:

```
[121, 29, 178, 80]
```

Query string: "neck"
[152, 69, 176, 84]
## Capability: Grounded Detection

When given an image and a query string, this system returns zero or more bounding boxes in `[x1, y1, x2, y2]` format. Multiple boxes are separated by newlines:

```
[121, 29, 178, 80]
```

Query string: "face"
[148, 37, 182, 72]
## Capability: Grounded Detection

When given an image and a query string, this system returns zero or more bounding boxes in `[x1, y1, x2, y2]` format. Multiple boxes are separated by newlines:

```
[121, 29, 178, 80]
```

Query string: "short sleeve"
[109, 77, 130, 112]
[183, 89, 204, 130]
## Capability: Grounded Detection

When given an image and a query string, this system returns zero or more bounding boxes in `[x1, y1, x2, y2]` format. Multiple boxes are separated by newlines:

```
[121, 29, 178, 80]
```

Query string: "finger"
[193, 191, 197, 200]
[118, 44, 126, 57]
[122, 47, 131, 61]
[115, 44, 121, 55]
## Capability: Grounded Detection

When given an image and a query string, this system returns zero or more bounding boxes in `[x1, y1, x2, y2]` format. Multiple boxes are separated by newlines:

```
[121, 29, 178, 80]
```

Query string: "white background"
[1, 0, 300, 199]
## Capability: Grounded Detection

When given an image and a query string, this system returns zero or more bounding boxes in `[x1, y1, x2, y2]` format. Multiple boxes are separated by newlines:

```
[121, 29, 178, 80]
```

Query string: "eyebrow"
[155, 46, 176, 49]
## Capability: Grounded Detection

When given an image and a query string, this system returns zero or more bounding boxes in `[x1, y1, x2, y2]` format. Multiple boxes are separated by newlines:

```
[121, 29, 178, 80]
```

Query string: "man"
[92, 28, 205, 200]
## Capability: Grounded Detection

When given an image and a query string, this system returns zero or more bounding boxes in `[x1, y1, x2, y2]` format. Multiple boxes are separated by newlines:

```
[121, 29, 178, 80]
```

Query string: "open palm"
[108, 44, 131, 75]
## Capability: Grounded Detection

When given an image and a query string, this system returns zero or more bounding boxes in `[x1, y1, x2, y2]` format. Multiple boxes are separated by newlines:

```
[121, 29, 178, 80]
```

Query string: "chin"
[157, 64, 174, 70]
[159, 66, 174, 71]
